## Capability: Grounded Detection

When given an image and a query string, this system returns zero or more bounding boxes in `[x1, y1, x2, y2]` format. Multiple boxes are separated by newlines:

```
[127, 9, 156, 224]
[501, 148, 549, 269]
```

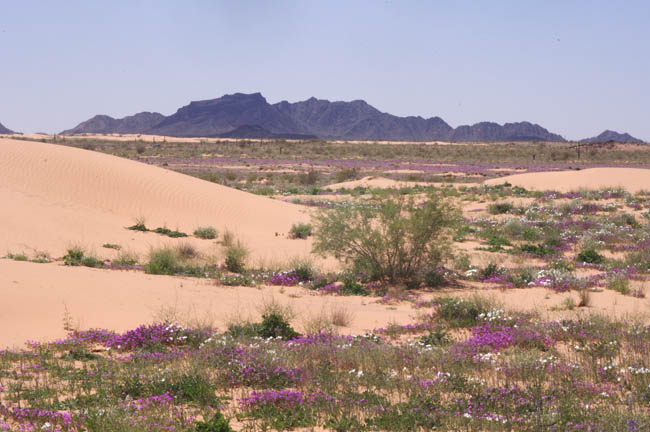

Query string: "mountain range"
[0, 122, 14, 134]
[58, 92, 645, 143]
[580, 130, 644, 144]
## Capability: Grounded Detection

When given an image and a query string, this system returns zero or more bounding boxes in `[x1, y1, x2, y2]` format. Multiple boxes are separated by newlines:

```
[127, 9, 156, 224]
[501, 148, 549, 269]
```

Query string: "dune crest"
[0, 137, 309, 259]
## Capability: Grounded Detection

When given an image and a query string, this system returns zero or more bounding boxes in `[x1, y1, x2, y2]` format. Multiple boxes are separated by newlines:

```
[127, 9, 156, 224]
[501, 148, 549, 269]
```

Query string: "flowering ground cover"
[2, 297, 650, 431]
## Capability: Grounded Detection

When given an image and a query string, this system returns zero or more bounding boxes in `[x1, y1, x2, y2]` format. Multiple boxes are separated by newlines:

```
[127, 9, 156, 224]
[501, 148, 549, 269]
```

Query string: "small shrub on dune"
[153, 226, 188, 238]
[194, 226, 217, 239]
[176, 241, 200, 260]
[290, 257, 318, 282]
[145, 247, 180, 275]
[576, 248, 604, 264]
[227, 312, 300, 340]
[487, 202, 514, 215]
[257, 313, 300, 340]
[192, 412, 234, 432]
[607, 274, 631, 295]
[113, 250, 139, 267]
[7, 252, 28, 261]
[221, 229, 235, 247]
[289, 223, 313, 239]
[329, 305, 353, 327]
[224, 242, 248, 274]
[127, 218, 148, 232]
[63, 247, 104, 268]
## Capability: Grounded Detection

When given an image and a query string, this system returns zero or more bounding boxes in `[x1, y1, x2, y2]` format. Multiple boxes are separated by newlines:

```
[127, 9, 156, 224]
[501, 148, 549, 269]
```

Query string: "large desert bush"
[313, 193, 458, 284]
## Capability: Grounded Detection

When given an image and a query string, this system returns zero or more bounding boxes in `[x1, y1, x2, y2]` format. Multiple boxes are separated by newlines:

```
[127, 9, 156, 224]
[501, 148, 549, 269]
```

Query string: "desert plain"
[3, 134, 650, 430]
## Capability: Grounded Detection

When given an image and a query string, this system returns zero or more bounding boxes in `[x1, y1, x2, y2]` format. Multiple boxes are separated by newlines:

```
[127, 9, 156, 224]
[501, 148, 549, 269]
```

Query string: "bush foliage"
[313, 193, 458, 284]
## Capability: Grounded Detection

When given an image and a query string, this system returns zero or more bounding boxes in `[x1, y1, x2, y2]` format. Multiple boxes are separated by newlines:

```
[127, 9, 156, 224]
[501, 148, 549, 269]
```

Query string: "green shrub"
[63, 247, 103, 267]
[224, 242, 248, 273]
[423, 268, 446, 288]
[291, 258, 317, 281]
[508, 267, 536, 287]
[480, 263, 503, 280]
[153, 227, 188, 238]
[63, 247, 85, 266]
[435, 296, 494, 328]
[576, 249, 604, 264]
[487, 202, 514, 214]
[113, 250, 139, 266]
[145, 247, 179, 275]
[194, 226, 217, 239]
[228, 313, 300, 341]
[419, 327, 451, 346]
[313, 193, 457, 284]
[7, 253, 28, 261]
[625, 250, 650, 271]
[519, 243, 555, 257]
[289, 223, 313, 239]
[192, 412, 233, 432]
[81, 255, 104, 268]
[127, 219, 148, 231]
[257, 313, 300, 340]
[102, 243, 121, 250]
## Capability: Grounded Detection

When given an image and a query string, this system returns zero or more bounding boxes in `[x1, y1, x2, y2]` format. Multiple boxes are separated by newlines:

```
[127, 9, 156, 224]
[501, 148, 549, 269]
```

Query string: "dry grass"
[257, 296, 296, 322]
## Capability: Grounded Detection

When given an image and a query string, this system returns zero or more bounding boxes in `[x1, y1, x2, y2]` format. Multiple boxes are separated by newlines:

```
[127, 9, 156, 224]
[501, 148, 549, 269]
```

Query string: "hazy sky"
[1, 1, 648, 140]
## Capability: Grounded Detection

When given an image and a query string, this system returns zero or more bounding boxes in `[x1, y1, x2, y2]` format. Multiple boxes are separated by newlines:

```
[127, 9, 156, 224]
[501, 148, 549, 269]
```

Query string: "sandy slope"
[485, 167, 650, 193]
[0, 137, 310, 261]
[0, 260, 416, 348]
[325, 176, 430, 191]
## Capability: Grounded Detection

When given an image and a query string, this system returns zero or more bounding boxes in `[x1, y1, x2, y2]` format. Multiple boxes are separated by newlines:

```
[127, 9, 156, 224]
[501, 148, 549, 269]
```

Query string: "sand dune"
[0, 137, 310, 260]
[0, 260, 417, 348]
[325, 176, 430, 191]
[485, 167, 650, 193]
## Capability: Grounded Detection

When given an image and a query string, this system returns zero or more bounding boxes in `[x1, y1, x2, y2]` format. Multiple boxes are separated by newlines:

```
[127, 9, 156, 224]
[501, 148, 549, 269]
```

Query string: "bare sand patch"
[325, 176, 430, 190]
[485, 167, 650, 193]
[0, 260, 416, 348]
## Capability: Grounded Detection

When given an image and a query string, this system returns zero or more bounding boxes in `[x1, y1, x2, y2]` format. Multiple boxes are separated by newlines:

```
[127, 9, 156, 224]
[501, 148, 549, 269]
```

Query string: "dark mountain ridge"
[60, 92, 644, 143]
[0, 122, 14, 134]
[580, 130, 644, 144]
[61, 112, 165, 135]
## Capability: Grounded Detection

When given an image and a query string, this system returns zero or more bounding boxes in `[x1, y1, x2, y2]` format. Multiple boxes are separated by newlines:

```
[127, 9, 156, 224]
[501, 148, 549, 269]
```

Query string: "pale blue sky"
[1, 1, 648, 140]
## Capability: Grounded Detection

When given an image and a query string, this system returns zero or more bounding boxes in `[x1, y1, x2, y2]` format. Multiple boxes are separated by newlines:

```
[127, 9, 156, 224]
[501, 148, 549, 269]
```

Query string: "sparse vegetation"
[289, 222, 312, 239]
[194, 226, 217, 239]
[63, 247, 104, 268]
[224, 241, 248, 273]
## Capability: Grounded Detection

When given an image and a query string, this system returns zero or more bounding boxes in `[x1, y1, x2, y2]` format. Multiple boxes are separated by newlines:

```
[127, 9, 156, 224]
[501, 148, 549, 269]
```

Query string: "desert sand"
[485, 167, 650, 193]
[325, 176, 430, 191]
[0, 137, 311, 261]
[0, 260, 417, 348]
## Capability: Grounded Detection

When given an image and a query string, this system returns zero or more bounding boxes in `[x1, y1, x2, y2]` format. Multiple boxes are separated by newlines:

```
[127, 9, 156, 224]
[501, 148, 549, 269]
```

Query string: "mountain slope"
[580, 130, 644, 144]
[0, 122, 14, 134]
[61, 112, 165, 135]
[148, 93, 301, 137]
[218, 124, 317, 140]
[449, 121, 565, 142]
[274, 97, 453, 140]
